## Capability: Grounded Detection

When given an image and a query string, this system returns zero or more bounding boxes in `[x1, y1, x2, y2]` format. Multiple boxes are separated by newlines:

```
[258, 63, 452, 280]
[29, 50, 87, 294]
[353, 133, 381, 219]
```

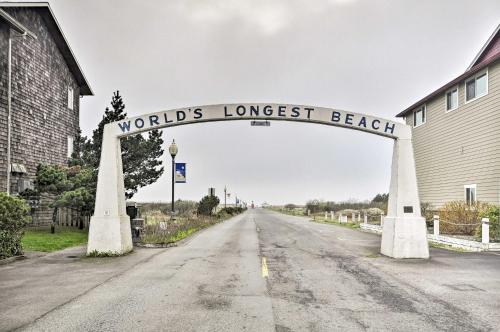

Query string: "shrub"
[0, 193, 30, 259]
[197, 195, 220, 216]
[216, 210, 230, 220]
[477, 205, 500, 241]
[219, 206, 246, 216]
[439, 201, 490, 235]
[141, 216, 219, 245]
[223, 207, 235, 215]
[420, 202, 435, 227]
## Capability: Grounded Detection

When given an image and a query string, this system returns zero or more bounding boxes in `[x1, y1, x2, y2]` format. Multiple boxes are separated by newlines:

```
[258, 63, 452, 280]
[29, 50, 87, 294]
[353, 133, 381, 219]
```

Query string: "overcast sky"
[39, 0, 500, 204]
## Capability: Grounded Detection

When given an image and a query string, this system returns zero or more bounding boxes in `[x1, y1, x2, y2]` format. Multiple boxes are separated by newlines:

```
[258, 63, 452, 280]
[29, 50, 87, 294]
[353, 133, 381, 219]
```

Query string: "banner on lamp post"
[175, 163, 186, 183]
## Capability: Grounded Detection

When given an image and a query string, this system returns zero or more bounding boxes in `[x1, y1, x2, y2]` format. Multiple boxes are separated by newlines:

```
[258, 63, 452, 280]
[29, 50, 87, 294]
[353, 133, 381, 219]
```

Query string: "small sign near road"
[251, 120, 271, 127]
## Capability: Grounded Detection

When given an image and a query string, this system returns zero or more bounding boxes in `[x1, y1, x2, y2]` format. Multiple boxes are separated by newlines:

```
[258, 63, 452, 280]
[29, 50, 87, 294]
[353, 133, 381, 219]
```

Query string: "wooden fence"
[27, 206, 91, 229]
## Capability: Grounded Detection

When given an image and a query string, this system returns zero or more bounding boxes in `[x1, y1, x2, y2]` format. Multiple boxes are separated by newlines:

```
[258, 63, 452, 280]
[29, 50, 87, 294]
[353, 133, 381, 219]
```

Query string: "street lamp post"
[169, 140, 178, 215]
[224, 186, 227, 209]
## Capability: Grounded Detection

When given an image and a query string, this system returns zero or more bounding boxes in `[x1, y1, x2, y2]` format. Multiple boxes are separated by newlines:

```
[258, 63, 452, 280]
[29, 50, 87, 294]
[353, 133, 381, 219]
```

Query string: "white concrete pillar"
[433, 215, 440, 236]
[87, 124, 133, 255]
[330, 211, 334, 220]
[381, 135, 429, 259]
[482, 218, 490, 244]
[364, 213, 368, 224]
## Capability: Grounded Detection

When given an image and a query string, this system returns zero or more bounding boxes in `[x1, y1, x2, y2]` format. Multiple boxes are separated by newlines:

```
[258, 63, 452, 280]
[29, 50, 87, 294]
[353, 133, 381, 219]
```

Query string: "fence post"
[330, 211, 334, 220]
[325, 211, 328, 220]
[364, 213, 367, 224]
[351, 212, 355, 223]
[433, 215, 440, 236]
[482, 218, 490, 244]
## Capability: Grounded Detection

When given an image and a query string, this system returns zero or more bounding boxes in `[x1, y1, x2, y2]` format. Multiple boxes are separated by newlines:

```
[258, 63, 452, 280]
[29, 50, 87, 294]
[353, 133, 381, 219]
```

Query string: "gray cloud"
[37, 0, 500, 204]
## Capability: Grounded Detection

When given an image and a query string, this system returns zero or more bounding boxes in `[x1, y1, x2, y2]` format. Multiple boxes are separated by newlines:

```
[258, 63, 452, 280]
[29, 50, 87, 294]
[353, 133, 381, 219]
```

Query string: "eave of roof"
[396, 25, 500, 117]
[0, 7, 36, 38]
[0, 2, 93, 96]
[467, 24, 500, 70]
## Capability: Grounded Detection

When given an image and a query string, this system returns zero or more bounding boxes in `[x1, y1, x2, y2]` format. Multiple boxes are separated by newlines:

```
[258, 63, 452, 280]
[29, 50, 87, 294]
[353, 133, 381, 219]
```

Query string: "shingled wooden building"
[0, 2, 92, 195]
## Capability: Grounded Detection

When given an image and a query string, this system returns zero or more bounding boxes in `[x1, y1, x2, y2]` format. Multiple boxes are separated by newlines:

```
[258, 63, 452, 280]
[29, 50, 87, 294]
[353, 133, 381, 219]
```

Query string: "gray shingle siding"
[0, 22, 9, 193]
[0, 8, 80, 194]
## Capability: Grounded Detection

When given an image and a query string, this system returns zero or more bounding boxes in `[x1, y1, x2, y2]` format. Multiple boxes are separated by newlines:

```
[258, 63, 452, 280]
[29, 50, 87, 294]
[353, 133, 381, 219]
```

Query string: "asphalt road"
[8, 209, 500, 331]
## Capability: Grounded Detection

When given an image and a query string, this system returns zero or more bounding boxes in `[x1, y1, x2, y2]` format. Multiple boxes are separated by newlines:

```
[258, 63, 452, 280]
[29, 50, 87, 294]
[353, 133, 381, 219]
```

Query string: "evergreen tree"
[69, 129, 93, 168]
[91, 91, 164, 198]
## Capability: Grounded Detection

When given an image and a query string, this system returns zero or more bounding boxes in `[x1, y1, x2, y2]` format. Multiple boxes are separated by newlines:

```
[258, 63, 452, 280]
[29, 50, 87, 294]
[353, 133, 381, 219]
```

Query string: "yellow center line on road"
[261, 257, 269, 278]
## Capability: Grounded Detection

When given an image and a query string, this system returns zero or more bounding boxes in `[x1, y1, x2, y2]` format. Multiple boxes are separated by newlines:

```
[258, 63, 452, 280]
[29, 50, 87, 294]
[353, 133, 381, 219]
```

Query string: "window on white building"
[413, 105, 426, 127]
[464, 184, 476, 205]
[68, 87, 74, 110]
[446, 87, 458, 112]
[67, 135, 74, 159]
[465, 70, 488, 103]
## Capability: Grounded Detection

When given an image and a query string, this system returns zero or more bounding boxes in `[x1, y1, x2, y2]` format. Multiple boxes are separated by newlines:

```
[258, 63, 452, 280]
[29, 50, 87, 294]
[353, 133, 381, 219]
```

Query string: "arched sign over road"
[111, 104, 407, 139]
[87, 104, 429, 259]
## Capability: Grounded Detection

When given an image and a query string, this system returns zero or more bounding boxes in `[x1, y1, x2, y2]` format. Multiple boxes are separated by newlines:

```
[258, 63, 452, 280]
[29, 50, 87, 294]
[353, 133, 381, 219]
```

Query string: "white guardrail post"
[482, 218, 490, 244]
[433, 215, 440, 236]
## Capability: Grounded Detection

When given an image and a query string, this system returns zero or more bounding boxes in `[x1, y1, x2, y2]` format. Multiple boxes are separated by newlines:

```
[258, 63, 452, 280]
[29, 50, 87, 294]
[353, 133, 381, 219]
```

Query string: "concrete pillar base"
[381, 216, 429, 259]
[87, 215, 133, 255]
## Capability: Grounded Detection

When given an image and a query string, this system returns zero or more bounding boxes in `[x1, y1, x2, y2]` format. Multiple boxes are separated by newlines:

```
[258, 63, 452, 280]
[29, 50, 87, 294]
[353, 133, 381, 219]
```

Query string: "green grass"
[429, 241, 471, 252]
[310, 218, 361, 229]
[22, 227, 88, 252]
[140, 226, 203, 245]
[267, 208, 305, 217]
[168, 227, 199, 242]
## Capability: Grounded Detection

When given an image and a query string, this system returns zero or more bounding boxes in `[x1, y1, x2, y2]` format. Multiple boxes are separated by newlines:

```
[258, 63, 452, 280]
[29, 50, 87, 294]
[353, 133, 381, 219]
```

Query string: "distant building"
[0, 2, 92, 194]
[397, 24, 500, 208]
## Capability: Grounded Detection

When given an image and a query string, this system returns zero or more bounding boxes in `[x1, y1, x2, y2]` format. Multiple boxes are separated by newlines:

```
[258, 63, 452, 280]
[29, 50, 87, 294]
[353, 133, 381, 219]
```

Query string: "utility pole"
[224, 186, 227, 208]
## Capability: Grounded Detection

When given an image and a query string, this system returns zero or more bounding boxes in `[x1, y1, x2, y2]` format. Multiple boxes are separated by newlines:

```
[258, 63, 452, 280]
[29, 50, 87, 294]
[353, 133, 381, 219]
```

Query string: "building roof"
[0, 7, 36, 38]
[0, 2, 93, 95]
[397, 24, 500, 118]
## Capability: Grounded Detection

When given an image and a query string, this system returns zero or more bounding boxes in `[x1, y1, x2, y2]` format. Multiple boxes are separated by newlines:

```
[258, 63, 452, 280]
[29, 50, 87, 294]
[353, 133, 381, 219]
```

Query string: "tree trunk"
[51, 207, 58, 234]
[78, 209, 83, 230]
